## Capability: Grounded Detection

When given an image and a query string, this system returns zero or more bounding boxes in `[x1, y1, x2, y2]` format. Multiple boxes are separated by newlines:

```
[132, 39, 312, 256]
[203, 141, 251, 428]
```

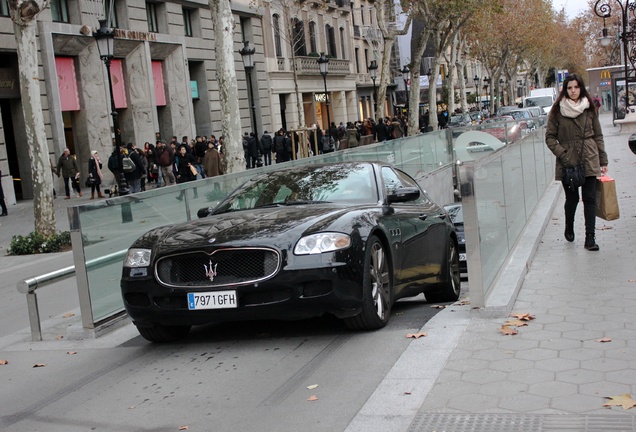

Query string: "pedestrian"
[0, 169, 7, 216]
[194, 135, 207, 178]
[155, 140, 176, 186]
[274, 129, 287, 163]
[124, 143, 144, 194]
[546, 73, 608, 251]
[375, 117, 389, 142]
[260, 131, 273, 166]
[175, 144, 197, 201]
[57, 147, 81, 199]
[87, 150, 104, 199]
[346, 121, 360, 149]
[135, 148, 148, 191]
[203, 141, 224, 178]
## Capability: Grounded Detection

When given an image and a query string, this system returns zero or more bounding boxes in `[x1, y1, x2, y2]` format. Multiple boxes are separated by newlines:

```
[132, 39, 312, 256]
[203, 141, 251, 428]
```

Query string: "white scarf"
[560, 97, 589, 118]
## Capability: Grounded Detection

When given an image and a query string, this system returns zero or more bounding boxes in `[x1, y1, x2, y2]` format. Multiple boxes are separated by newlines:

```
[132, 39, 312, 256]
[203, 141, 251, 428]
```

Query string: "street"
[0, 294, 442, 432]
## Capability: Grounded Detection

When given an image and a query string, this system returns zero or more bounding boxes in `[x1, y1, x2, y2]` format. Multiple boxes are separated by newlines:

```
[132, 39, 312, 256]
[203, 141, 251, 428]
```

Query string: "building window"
[292, 18, 307, 56]
[0, 0, 9, 17]
[273, 14, 282, 57]
[350, 2, 355, 26]
[360, 6, 365, 25]
[105, 0, 118, 28]
[146, 2, 158, 33]
[339, 27, 346, 59]
[355, 47, 360, 73]
[183, 8, 193, 37]
[326, 25, 336, 58]
[309, 21, 317, 54]
[50, 0, 69, 23]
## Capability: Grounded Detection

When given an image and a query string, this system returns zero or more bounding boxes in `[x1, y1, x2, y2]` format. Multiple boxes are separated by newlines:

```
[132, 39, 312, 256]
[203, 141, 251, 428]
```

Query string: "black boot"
[584, 234, 599, 251]
[564, 221, 574, 242]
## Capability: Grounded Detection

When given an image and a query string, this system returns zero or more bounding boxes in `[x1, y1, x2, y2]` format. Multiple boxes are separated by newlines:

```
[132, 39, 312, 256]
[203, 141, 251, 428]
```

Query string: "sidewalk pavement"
[347, 112, 636, 431]
[3, 113, 636, 431]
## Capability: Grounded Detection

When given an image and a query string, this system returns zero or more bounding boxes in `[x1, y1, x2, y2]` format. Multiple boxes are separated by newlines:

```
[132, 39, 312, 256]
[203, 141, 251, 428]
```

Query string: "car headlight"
[294, 233, 351, 255]
[124, 248, 152, 267]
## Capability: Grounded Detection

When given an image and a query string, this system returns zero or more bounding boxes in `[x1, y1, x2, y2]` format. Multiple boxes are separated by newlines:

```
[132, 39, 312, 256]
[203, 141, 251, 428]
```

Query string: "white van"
[523, 88, 557, 114]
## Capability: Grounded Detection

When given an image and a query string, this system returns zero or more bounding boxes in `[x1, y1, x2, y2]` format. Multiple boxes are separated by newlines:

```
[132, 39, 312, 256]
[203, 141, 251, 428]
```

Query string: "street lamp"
[499, 78, 506, 108]
[317, 53, 332, 150]
[594, 0, 636, 120]
[93, 20, 121, 161]
[240, 40, 258, 160]
[483, 76, 491, 112]
[473, 75, 480, 105]
[401, 65, 410, 119]
[368, 60, 378, 116]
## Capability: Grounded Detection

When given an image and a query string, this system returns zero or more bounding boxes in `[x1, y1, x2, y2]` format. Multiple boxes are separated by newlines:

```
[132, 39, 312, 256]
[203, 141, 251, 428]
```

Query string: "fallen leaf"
[499, 325, 518, 336]
[604, 394, 636, 410]
[307, 384, 318, 390]
[307, 395, 318, 401]
[404, 390, 412, 395]
[67, 351, 78, 355]
[596, 337, 612, 343]
[33, 363, 47, 368]
[510, 313, 535, 321]
[178, 426, 189, 431]
[430, 305, 446, 309]
[55, 335, 64, 340]
[406, 332, 428, 339]
[454, 300, 470, 305]
[628, 280, 636, 283]
[505, 319, 528, 327]
[128, 406, 136, 410]
[0, 359, 8, 365]
[62, 313, 75, 318]
[597, 225, 613, 231]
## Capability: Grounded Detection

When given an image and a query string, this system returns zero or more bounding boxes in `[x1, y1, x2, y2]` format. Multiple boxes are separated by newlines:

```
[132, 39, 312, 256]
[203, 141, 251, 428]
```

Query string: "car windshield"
[445, 205, 463, 224]
[525, 96, 553, 108]
[214, 164, 378, 213]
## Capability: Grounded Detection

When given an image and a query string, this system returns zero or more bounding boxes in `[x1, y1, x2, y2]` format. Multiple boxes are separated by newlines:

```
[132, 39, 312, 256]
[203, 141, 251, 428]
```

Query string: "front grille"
[155, 247, 281, 288]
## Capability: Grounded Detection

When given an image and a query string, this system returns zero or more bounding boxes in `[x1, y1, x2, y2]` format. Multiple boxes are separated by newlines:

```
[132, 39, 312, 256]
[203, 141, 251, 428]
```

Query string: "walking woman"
[546, 74, 608, 251]
[88, 150, 104, 199]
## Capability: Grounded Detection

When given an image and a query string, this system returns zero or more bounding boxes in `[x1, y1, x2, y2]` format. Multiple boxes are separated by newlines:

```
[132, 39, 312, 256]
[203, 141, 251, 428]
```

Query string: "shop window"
[0, 0, 9, 17]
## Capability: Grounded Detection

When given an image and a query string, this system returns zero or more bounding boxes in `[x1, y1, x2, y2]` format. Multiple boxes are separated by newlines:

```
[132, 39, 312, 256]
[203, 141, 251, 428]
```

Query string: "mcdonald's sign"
[601, 70, 611, 79]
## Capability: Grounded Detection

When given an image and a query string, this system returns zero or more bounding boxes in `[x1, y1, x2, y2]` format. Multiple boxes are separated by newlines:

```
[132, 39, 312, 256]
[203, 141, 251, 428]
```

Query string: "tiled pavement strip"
[347, 113, 636, 432]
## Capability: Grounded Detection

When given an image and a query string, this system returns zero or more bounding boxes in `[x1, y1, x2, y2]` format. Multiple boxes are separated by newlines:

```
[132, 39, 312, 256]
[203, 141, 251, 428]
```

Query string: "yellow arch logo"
[600, 70, 611, 79]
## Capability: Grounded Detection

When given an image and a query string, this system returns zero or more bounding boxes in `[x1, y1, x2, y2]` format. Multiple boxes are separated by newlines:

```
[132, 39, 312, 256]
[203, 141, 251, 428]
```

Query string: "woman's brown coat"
[545, 108, 607, 181]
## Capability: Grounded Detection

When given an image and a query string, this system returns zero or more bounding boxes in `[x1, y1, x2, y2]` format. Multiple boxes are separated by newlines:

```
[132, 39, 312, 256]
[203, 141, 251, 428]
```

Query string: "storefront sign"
[114, 29, 157, 42]
[315, 93, 327, 102]
[0, 68, 19, 99]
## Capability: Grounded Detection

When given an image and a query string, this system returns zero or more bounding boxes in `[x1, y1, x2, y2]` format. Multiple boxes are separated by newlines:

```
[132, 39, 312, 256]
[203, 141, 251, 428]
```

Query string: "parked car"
[496, 106, 522, 116]
[448, 113, 473, 127]
[513, 106, 545, 126]
[468, 111, 484, 124]
[121, 162, 462, 342]
[506, 110, 536, 130]
[444, 203, 466, 274]
[478, 116, 524, 143]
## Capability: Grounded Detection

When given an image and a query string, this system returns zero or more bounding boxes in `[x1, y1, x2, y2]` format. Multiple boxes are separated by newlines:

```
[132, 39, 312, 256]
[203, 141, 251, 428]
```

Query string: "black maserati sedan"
[121, 162, 461, 342]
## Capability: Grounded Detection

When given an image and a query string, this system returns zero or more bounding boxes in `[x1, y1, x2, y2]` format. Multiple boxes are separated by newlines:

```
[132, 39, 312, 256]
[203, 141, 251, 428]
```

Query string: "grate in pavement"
[408, 413, 636, 432]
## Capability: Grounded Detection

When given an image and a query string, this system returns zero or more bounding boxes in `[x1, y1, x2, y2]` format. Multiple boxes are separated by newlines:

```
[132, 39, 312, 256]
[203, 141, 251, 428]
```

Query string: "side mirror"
[387, 187, 420, 204]
[197, 207, 213, 218]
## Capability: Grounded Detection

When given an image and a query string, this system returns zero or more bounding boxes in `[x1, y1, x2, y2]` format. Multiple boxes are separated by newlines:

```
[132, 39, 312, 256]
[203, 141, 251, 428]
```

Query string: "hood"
[149, 205, 357, 254]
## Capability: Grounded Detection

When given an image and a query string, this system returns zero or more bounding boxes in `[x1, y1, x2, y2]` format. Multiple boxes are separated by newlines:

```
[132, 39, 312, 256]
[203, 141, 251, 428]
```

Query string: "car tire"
[425, 237, 461, 303]
[344, 235, 393, 330]
[136, 323, 191, 343]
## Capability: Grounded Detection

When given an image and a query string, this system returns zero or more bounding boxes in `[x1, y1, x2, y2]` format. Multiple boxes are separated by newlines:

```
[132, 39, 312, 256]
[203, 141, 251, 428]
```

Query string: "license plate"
[459, 253, 467, 261]
[187, 291, 237, 310]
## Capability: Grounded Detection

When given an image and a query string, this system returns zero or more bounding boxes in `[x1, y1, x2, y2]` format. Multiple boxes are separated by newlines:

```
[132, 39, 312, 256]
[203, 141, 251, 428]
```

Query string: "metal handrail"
[16, 250, 126, 341]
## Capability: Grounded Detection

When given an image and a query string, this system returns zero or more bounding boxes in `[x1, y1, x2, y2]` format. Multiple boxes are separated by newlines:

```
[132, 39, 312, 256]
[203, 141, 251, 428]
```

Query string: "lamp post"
[473, 75, 480, 105]
[240, 41, 258, 149]
[369, 60, 378, 117]
[595, 0, 636, 120]
[93, 20, 121, 161]
[317, 53, 332, 150]
[401, 65, 410, 119]
[499, 78, 506, 108]
[483, 76, 491, 112]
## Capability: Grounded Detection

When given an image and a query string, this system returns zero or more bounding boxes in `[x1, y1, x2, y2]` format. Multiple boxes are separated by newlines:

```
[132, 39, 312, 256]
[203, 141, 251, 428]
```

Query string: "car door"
[381, 167, 447, 288]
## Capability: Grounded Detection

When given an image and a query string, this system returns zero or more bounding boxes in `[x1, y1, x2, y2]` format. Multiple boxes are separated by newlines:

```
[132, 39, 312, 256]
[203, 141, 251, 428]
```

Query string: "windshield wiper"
[283, 200, 331, 206]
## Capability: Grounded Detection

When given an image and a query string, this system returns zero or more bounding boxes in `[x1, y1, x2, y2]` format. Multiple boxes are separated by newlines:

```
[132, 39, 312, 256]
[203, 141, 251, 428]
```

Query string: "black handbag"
[85, 174, 96, 188]
[561, 115, 587, 191]
[563, 163, 585, 190]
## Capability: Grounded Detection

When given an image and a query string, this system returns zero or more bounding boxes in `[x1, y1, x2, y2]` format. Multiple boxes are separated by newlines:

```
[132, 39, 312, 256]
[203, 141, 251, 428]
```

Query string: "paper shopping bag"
[596, 176, 620, 221]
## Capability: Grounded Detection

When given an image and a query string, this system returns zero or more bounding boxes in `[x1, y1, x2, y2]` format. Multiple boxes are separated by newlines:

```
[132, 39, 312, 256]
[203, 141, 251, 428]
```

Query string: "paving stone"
[541, 321, 584, 333]
[498, 393, 550, 412]
[444, 358, 490, 373]
[605, 369, 636, 385]
[447, 393, 499, 412]
[559, 347, 604, 361]
[496, 338, 539, 351]
[604, 347, 636, 360]
[580, 357, 630, 372]
[508, 368, 555, 385]
[461, 369, 508, 385]
[582, 320, 626, 332]
[515, 347, 558, 361]
[578, 381, 633, 397]
[549, 393, 606, 413]
[534, 357, 580, 372]
[561, 329, 605, 342]
[490, 358, 534, 373]
[478, 380, 527, 397]
[527, 381, 578, 397]
[555, 369, 605, 385]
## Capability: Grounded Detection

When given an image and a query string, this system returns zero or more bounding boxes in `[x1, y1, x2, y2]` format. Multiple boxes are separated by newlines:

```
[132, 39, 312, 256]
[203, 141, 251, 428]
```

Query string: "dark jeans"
[262, 150, 272, 166]
[563, 176, 597, 236]
[63, 176, 81, 197]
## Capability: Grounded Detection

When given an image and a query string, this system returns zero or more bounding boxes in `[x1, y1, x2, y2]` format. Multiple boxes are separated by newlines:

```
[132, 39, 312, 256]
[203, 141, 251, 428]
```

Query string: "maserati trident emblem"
[204, 261, 218, 282]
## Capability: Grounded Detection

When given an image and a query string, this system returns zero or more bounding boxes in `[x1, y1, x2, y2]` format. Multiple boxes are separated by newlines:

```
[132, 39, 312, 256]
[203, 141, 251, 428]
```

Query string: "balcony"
[292, 56, 350, 75]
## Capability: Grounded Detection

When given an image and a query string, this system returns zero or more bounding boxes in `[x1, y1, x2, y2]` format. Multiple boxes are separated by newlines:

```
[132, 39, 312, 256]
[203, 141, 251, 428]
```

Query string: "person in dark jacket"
[375, 118, 390, 142]
[175, 144, 198, 201]
[124, 143, 144, 194]
[57, 148, 81, 199]
[246, 132, 262, 169]
[194, 136, 207, 178]
[260, 131, 273, 166]
[274, 129, 287, 163]
[0, 169, 7, 216]
[546, 73, 608, 251]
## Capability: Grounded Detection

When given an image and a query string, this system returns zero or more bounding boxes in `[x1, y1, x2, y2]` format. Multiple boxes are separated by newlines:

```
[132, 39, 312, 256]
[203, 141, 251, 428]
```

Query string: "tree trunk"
[210, 0, 244, 174]
[456, 36, 468, 113]
[407, 28, 429, 136]
[10, 0, 56, 237]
